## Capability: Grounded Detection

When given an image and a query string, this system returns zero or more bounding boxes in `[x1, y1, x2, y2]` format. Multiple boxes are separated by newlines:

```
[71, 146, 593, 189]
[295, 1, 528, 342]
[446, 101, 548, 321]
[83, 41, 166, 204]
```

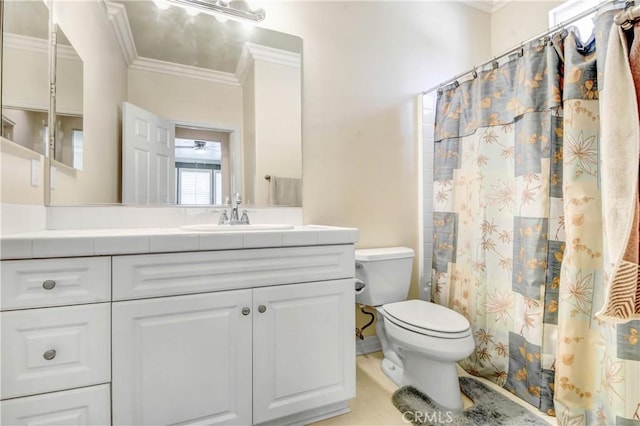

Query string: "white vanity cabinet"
[252, 280, 355, 424]
[0, 257, 112, 426]
[112, 290, 253, 426]
[0, 226, 358, 426]
[111, 244, 356, 426]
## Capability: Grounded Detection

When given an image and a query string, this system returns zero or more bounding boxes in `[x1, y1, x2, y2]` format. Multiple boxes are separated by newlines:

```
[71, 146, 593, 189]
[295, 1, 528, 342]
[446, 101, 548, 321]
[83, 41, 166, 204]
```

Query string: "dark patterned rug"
[392, 376, 551, 426]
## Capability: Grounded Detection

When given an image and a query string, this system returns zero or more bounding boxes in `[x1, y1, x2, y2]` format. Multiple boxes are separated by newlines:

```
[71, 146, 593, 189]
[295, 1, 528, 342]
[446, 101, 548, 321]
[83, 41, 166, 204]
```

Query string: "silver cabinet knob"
[258, 305, 267, 313]
[43, 349, 57, 360]
[241, 307, 250, 316]
[42, 280, 56, 290]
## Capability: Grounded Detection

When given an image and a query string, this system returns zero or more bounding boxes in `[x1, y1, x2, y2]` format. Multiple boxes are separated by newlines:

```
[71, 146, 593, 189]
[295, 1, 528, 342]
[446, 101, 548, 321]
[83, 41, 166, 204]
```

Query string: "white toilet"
[355, 247, 475, 410]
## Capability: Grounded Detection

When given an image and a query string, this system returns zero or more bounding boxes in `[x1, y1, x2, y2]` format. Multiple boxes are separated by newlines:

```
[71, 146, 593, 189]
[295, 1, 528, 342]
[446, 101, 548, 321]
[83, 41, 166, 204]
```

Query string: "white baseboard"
[355, 335, 381, 356]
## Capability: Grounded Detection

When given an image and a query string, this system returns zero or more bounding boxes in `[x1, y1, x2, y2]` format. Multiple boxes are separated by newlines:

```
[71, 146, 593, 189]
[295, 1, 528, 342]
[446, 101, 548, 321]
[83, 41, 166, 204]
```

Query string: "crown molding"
[2, 99, 49, 112]
[107, 2, 238, 86]
[491, 1, 513, 13]
[106, 1, 138, 66]
[130, 57, 241, 86]
[244, 42, 301, 69]
[459, 0, 494, 13]
[236, 42, 301, 84]
[105, 3, 297, 87]
[3, 33, 79, 61]
[3, 33, 48, 54]
[57, 44, 81, 61]
[459, 0, 514, 14]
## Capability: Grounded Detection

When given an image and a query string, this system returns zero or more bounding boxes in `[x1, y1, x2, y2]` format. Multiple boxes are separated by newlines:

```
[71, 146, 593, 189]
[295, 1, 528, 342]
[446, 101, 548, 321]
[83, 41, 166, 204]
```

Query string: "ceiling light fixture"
[163, 0, 265, 22]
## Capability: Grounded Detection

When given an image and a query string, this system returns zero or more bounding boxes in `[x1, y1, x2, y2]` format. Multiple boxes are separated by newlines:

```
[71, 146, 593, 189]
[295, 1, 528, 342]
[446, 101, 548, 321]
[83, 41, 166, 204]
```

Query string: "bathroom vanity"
[0, 225, 357, 425]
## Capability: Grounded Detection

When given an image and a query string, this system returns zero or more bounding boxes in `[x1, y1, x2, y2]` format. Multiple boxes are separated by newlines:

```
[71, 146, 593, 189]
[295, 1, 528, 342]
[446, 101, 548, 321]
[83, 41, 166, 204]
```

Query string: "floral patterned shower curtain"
[431, 9, 640, 422]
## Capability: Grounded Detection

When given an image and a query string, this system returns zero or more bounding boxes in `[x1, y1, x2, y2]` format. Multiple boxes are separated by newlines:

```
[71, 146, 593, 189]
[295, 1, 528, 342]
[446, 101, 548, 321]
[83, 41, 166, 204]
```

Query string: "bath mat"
[392, 376, 550, 426]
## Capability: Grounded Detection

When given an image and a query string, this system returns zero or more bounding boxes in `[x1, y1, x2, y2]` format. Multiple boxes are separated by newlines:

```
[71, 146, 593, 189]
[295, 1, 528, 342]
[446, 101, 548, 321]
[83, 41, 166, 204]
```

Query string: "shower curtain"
[431, 9, 640, 423]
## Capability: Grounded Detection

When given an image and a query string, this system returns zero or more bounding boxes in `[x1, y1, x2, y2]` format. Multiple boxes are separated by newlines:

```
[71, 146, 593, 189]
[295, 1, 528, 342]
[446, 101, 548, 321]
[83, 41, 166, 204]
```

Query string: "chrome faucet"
[219, 193, 250, 225]
[230, 193, 241, 223]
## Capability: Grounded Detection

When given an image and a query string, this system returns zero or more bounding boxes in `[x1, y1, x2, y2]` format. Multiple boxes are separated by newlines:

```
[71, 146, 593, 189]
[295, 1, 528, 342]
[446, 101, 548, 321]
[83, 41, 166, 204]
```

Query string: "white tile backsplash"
[1, 204, 47, 235]
[45, 206, 303, 230]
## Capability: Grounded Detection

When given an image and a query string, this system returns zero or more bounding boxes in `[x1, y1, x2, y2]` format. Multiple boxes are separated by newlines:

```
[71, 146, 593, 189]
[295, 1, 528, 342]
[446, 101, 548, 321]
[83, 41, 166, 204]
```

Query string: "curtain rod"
[422, 0, 627, 95]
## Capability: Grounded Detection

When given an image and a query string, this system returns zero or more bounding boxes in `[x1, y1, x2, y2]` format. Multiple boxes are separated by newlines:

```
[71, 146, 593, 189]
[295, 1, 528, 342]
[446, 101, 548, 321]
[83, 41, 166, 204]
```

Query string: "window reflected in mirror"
[175, 128, 229, 206]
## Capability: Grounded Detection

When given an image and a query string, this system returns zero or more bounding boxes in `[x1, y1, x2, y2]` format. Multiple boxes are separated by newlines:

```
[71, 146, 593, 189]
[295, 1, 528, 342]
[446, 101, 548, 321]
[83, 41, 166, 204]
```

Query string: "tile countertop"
[0, 225, 359, 260]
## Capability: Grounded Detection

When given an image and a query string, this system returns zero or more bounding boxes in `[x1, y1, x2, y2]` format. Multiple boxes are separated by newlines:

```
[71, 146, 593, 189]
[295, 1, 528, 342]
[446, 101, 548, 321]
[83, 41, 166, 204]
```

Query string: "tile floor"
[311, 352, 557, 426]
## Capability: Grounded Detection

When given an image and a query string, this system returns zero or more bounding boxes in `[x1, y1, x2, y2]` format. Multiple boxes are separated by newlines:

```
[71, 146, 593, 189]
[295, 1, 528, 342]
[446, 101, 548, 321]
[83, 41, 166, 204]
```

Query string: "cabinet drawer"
[1, 257, 111, 311]
[1, 303, 111, 399]
[113, 244, 354, 300]
[1, 384, 110, 425]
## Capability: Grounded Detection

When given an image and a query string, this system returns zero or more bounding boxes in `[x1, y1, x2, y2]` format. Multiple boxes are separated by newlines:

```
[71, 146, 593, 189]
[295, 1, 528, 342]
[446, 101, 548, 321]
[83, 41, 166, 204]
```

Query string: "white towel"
[268, 176, 302, 206]
[596, 25, 640, 322]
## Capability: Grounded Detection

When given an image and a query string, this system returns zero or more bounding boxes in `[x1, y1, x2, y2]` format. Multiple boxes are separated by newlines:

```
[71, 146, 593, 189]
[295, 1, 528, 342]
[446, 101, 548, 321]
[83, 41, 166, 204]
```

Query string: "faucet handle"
[240, 210, 250, 224]
[218, 210, 229, 225]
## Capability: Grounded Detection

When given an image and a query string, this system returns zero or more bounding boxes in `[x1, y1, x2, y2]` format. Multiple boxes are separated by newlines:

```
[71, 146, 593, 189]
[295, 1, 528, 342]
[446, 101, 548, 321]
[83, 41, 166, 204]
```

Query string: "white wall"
[50, 0, 127, 204]
[2, 42, 49, 110]
[255, 1, 492, 330]
[1, 138, 45, 206]
[242, 66, 257, 205]
[491, 1, 563, 55]
[253, 59, 302, 206]
[127, 70, 244, 130]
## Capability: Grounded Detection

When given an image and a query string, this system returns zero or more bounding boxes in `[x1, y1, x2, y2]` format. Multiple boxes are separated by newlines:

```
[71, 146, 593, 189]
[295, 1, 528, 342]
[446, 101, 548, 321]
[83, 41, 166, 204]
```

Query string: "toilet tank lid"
[355, 247, 414, 261]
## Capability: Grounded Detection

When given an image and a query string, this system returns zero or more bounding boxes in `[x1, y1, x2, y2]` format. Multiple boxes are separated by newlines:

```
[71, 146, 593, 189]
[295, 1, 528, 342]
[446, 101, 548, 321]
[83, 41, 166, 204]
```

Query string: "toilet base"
[380, 357, 404, 387]
[403, 352, 463, 410]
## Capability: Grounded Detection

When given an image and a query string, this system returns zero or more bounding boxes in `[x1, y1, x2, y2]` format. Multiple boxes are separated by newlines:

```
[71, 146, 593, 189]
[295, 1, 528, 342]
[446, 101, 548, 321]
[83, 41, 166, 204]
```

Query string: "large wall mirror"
[44, 0, 302, 207]
[2, 0, 51, 158]
[1, 0, 83, 170]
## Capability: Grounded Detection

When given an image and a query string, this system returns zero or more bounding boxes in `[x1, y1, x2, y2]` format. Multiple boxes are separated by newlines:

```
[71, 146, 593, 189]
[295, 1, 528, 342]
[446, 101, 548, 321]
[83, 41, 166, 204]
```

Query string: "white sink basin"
[180, 224, 295, 232]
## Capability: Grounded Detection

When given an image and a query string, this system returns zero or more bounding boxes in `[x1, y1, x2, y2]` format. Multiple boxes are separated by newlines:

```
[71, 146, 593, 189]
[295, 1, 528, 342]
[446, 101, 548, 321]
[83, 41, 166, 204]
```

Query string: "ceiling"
[109, 0, 301, 73]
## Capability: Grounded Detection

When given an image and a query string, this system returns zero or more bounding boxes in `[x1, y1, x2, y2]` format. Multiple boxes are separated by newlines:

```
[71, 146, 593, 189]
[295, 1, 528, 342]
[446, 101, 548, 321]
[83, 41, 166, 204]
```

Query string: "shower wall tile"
[421, 94, 436, 300]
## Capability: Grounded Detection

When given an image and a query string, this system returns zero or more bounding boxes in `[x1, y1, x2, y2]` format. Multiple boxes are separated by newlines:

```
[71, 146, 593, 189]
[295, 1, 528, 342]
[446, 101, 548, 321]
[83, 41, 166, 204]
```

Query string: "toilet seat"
[379, 300, 471, 339]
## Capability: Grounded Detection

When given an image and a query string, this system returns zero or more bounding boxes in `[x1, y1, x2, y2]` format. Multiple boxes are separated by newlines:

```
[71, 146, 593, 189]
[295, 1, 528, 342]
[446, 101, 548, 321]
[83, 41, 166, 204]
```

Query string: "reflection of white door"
[122, 102, 175, 204]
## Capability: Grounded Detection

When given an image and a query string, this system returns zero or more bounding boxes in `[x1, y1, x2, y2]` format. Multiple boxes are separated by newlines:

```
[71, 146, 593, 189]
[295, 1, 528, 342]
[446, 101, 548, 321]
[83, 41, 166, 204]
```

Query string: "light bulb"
[186, 7, 200, 16]
[215, 14, 229, 23]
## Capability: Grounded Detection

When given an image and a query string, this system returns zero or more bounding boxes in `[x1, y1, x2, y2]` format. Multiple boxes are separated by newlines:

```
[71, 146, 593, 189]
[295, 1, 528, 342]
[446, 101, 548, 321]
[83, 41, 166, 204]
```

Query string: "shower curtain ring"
[518, 43, 524, 57]
[492, 59, 499, 69]
[471, 67, 478, 79]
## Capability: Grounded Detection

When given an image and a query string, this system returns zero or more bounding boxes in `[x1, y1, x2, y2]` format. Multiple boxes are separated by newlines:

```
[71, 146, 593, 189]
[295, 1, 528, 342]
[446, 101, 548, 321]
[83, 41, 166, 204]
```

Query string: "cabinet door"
[112, 290, 252, 426]
[1, 384, 110, 426]
[252, 279, 356, 424]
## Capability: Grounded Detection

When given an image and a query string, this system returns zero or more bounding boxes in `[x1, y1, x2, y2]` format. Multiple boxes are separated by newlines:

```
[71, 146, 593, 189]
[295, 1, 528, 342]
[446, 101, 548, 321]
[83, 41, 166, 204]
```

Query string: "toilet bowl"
[375, 300, 474, 410]
[354, 247, 475, 410]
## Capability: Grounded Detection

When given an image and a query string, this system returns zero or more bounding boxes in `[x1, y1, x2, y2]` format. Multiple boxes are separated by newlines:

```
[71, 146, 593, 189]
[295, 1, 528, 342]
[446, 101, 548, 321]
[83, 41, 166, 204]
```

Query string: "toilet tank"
[354, 247, 414, 306]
